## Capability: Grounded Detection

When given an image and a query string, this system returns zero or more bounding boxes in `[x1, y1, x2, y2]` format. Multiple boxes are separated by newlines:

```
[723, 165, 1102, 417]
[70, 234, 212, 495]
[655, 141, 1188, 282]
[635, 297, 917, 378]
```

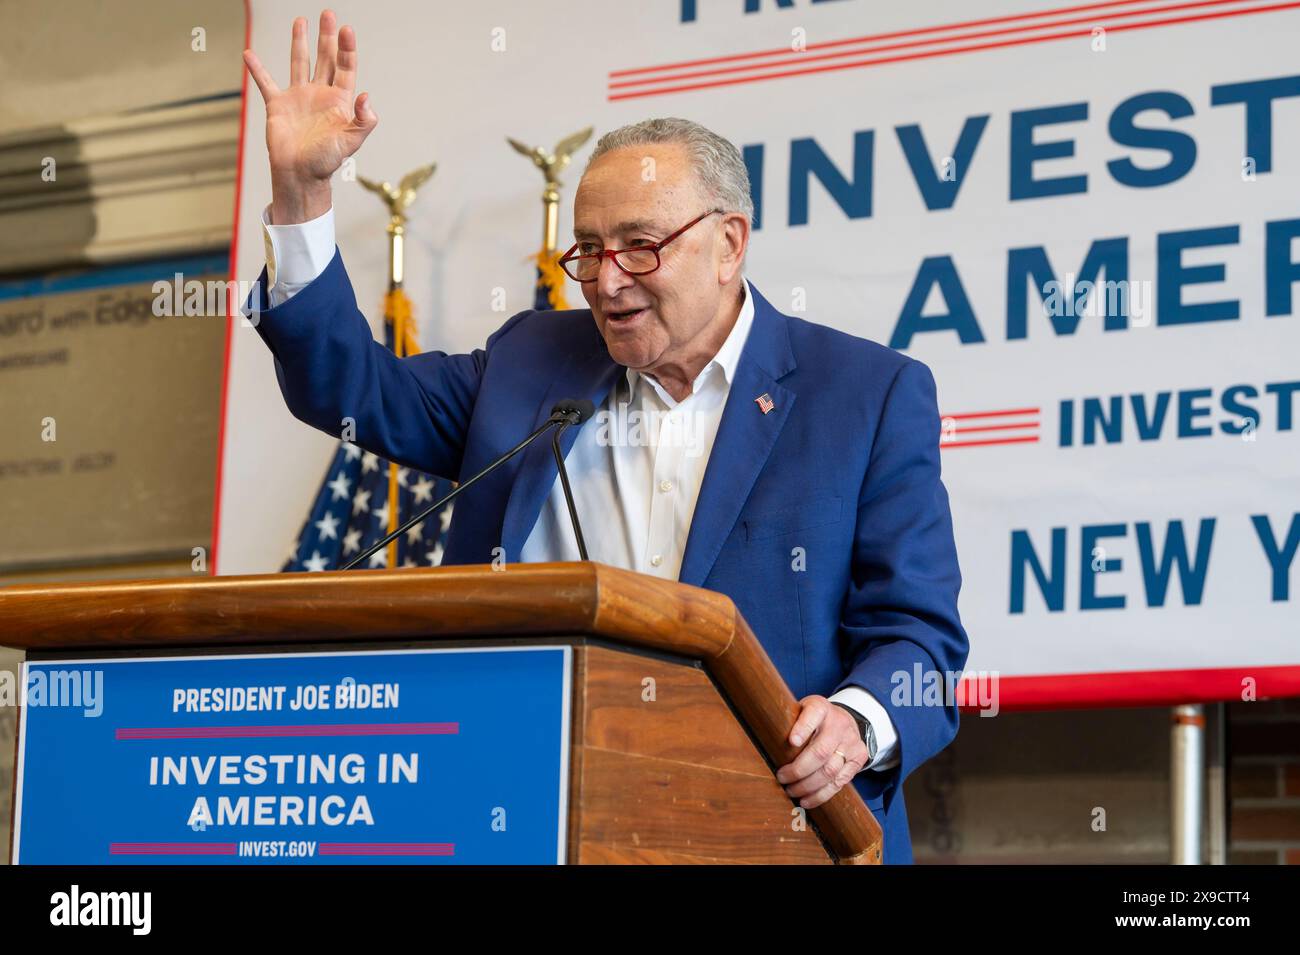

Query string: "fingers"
[830, 749, 863, 791]
[783, 741, 864, 803]
[311, 9, 338, 85]
[334, 24, 357, 92]
[776, 700, 866, 800]
[353, 92, 377, 129]
[289, 16, 310, 85]
[341, 92, 379, 154]
[242, 49, 281, 101]
[779, 728, 853, 792]
[787, 695, 829, 748]
[797, 778, 844, 810]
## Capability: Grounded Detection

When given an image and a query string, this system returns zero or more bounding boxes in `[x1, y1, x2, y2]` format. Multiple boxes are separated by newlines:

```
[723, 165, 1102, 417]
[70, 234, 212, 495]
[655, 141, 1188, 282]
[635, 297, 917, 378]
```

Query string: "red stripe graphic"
[318, 843, 455, 856]
[610, 0, 1242, 90]
[611, 0, 1156, 77]
[942, 435, 1041, 450]
[943, 407, 1040, 420]
[609, 0, 1300, 100]
[947, 422, 1043, 435]
[941, 406, 1041, 450]
[115, 722, 459, 740]
[110, 843, 237, 855]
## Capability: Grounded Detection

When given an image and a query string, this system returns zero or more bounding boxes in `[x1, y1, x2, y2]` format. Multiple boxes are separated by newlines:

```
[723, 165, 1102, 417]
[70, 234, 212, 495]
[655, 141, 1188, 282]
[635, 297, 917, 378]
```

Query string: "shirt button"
[650, 554, 663, 567]
[658, 480, 673, 493]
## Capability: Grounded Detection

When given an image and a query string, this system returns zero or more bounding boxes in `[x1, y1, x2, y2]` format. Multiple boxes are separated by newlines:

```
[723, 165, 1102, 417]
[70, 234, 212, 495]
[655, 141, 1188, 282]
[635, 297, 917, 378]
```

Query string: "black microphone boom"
[342, 399, 594, 570]
[548, 399, 593, 560]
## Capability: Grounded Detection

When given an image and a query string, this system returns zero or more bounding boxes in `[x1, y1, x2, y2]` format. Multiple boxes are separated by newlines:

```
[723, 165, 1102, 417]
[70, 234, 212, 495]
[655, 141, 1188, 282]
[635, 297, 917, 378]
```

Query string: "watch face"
[865, 722, 878, 760]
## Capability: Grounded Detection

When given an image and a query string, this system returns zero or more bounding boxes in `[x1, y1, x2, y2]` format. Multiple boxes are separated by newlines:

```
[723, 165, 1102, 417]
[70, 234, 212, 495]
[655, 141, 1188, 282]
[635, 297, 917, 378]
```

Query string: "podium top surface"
[0, 562, 736, 655]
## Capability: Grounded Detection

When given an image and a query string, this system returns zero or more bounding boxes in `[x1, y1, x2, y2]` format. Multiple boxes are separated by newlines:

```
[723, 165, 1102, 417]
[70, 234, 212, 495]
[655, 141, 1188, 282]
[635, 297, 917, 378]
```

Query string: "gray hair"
[586, 117, 754, 224]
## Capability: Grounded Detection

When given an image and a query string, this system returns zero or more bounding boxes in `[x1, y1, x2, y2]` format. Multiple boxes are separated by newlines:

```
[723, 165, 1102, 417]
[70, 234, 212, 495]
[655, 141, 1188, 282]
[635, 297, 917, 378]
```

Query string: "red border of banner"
[212, 0, 253, 580]
[966, 665, 1300, 711]
[213, 1, 1298, 710]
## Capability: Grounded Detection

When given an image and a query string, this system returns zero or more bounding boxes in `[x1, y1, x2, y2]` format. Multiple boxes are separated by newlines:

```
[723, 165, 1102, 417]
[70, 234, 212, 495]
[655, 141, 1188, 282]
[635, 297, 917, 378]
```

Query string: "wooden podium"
[2, 562, 882, 865]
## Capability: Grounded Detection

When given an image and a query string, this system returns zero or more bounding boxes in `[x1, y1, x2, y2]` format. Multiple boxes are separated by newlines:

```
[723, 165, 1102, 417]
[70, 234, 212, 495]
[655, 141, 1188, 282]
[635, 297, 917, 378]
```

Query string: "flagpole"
[358, 163, 437, 568]
[508, 127, 593, 311]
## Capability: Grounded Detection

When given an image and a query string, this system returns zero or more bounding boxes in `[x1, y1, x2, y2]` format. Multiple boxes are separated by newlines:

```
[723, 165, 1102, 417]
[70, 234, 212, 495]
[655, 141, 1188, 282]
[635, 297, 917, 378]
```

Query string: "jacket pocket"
[744, 493, 842, 542]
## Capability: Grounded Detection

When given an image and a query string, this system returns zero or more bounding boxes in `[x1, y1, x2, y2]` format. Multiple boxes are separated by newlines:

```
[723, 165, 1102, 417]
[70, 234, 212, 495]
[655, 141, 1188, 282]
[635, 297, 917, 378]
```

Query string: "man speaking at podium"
[242, 11, 969, 865]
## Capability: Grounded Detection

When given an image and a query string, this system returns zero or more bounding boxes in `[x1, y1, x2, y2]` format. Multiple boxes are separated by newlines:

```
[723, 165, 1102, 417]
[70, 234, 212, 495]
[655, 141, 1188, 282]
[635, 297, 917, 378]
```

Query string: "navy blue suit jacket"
[249, 250, 969, 863]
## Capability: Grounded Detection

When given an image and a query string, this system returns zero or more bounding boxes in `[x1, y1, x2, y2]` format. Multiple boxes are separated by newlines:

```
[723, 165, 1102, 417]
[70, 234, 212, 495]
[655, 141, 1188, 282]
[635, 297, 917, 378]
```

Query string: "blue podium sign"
[13, 646, 571, 864]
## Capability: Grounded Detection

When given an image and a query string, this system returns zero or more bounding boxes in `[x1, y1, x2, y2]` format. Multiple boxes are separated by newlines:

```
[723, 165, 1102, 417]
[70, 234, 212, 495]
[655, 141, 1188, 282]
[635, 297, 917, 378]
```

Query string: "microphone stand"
[343, 403, 591, 570]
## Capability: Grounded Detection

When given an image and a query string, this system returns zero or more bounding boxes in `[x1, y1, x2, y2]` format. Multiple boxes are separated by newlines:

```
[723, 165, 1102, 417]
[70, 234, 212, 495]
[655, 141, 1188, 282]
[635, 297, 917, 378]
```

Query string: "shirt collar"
[623, 278, 755, 405]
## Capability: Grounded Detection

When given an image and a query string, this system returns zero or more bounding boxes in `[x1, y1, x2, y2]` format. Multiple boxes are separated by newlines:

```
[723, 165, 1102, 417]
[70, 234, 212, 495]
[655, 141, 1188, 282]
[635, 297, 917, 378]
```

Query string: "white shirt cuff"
[261, 203, 337, 307]
[829, 685, 901, 772]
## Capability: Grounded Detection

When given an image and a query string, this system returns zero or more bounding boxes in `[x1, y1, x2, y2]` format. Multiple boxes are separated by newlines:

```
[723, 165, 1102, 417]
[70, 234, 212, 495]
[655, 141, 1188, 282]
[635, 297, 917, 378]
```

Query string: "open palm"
[243, 10, 377, 186]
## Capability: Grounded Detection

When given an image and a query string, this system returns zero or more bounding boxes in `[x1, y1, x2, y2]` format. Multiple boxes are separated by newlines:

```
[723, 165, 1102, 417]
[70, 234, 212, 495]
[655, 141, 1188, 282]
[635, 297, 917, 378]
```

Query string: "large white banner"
[217, 0, 1300, 706]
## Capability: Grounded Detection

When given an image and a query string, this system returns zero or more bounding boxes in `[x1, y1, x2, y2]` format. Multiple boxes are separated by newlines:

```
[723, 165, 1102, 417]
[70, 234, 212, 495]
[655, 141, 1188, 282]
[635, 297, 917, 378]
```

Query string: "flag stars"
[302, 550, 330, 572]
[315, 511, 341, 541]
[285, 446, 451, 575]
[410, 475, 434, 504]
[327, 472, 352, 501]
[351, 488, 371, 516]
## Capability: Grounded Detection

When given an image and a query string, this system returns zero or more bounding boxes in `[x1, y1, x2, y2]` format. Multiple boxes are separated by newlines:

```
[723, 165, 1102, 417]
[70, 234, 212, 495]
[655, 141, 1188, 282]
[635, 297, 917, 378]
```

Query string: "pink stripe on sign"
[319, 843, 455, 855]
[110, 843, 237, 855]
[115, 722, 459, 740]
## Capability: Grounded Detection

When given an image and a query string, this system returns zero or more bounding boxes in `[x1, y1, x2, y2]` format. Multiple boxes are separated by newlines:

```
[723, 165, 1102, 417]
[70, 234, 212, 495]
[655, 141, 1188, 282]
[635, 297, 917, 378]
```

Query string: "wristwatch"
[831, 701, 878, 764]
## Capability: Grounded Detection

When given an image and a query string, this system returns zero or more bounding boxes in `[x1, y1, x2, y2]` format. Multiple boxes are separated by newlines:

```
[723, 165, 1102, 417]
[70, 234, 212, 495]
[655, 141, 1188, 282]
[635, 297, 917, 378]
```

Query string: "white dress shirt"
[261, 204, 899, 773]
[520, 281, 753, 580]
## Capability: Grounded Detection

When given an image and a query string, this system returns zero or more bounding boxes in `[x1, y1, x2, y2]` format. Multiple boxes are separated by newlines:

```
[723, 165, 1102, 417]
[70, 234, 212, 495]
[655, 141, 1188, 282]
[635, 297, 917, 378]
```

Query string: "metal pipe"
[1171, 704, 1205, 865]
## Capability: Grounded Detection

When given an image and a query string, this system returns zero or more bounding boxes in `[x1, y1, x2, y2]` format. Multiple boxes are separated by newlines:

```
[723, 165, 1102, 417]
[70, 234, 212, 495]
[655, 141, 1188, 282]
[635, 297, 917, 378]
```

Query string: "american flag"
[755, 393, 775, 415]
[282, 287, 457, 573]
[281, 443, 456, 572]
[534, 249, 570, 312]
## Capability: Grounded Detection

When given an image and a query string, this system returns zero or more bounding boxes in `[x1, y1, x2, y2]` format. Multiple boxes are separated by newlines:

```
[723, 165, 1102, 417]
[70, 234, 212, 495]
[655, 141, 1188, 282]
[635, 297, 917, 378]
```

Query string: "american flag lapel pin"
[755, 393, 775, 415]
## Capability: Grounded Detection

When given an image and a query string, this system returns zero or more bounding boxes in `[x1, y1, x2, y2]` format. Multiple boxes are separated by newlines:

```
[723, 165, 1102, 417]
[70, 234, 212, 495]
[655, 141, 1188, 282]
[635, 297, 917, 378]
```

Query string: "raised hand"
[243, 10, 378, 224]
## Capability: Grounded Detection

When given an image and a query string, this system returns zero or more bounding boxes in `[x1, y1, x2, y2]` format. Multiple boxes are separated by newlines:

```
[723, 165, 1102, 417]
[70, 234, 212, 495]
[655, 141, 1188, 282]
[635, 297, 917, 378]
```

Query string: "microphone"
[551, 398, 595, 424]
[343, 398, 595, 570]
[548, 399, 593, 561]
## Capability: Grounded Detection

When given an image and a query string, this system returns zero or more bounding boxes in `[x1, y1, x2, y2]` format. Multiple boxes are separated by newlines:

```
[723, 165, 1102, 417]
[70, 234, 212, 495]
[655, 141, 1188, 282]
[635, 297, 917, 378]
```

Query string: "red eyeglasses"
[558, 209, 722, 282]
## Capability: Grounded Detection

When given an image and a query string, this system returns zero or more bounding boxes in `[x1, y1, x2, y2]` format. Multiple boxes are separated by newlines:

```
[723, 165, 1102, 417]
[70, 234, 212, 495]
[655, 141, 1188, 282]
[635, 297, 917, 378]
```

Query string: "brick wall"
[1228, 698, 1300, 864]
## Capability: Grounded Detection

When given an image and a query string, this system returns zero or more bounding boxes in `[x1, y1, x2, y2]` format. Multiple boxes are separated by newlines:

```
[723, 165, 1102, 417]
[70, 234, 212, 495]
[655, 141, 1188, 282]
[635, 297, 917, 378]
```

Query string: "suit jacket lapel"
[679, 283, 797, 587]
[500, 343, 622, 562]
